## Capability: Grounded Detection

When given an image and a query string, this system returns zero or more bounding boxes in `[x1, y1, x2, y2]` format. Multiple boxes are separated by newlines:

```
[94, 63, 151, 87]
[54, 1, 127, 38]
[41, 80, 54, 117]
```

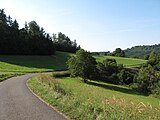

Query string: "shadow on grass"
[87, 81, 146, 96]
[0, 51, 70, 71]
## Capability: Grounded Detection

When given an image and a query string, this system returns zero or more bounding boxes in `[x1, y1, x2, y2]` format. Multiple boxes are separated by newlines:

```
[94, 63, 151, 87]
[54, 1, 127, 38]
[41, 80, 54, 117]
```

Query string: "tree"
[117, 69, 134, 85]
[97, 58, 120, 84]
[28, 21, 40, 36]
[149, 50, 156, 60]
[67, 49, 97, 83]
[0, 9, 55, 55]
[135, 65, 159, 94]
[112, 48, 125, 57]
[147, 50, 160, 70]
[53, 32, 80, 53]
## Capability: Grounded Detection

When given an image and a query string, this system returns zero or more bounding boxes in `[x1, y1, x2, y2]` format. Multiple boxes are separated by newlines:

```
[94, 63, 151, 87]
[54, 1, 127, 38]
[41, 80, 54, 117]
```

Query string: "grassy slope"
[0, 52, 146, 74]
[28, 75, 160, 120]
[0, 51, 71, 81]
[61, 78, 160, 107]
[94, 55, 147, 67]
[0, 51, 71, 73]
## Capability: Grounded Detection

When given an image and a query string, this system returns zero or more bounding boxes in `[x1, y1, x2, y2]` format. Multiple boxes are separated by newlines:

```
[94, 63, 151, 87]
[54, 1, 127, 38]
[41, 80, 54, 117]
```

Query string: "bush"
[151, 78, 160, 98]
[52, 71, 70, 78]
[117, 69, 134, 85]
[135, 65, 160, 95]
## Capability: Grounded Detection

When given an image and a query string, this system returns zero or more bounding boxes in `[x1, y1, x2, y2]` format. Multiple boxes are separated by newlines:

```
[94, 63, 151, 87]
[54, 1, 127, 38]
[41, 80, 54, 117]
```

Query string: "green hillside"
[124, 44, 160, 58]
[94, 55, 147, 67]
[0, 51, 70, 73]
[0, 51, 71, 81]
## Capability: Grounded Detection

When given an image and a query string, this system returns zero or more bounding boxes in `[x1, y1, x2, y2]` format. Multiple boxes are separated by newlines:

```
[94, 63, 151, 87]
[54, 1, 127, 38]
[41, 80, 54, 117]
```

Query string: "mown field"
[94, 55, 147, 67]
[0, 51, 71, 81]
[28, 74, 160, 120]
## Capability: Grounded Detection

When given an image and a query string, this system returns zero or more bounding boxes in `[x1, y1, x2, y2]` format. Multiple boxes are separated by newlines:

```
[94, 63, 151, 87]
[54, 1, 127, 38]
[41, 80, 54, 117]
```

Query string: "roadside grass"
[94, 55, 147, 67]
[28, 74, 160, 120]
[0, 51, 71, 81]
[0, 72, 23, 82]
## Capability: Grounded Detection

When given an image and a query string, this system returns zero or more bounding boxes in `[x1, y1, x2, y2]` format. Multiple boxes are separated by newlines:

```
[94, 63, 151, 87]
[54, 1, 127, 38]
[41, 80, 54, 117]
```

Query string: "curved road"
[0, 74, 67, 120]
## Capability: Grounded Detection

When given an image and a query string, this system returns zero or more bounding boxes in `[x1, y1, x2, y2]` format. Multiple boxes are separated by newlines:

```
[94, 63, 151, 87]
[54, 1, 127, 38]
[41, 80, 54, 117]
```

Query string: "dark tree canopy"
[125, 44, 160, 58]
[112, 48, 125, 57]
[53, 32, 80, 53]
[0, 9, 55, 55]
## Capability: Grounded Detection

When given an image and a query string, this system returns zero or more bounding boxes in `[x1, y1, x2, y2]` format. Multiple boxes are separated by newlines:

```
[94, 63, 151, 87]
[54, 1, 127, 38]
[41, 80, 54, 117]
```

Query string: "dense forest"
[0, 9, 80, 55]
[124, 44, 160, 58]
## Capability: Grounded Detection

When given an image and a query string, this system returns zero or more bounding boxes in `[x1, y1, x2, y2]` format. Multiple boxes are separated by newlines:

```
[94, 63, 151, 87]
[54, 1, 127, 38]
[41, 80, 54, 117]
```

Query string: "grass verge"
[0, 72, 23, 82]
[28, 74, 160, 120]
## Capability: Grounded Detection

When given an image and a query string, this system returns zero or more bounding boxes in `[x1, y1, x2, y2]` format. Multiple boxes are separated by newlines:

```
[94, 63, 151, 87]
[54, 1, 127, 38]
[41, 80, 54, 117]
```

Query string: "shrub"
[52, 71, 70, 78]
[117, 69, 134, 85]
[135, 65, 160, 95]
[151, 78, 160, 98]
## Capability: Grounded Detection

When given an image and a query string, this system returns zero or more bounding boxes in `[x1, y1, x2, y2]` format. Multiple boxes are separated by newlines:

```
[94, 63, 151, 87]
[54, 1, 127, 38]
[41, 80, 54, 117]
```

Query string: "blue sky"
[1, 0, 160, 52]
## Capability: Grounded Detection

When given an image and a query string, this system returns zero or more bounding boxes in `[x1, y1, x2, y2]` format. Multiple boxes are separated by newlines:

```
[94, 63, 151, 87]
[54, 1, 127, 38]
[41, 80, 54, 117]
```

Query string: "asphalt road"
[0, 74, 67, 120]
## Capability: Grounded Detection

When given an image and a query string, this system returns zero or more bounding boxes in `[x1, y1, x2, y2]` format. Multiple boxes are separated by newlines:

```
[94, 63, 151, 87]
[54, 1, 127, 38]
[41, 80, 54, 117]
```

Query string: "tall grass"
[28, 74, 160, 120]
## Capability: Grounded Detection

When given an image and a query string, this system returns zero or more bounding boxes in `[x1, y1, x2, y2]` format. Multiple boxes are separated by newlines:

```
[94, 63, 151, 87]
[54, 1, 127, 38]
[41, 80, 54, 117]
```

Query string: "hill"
[94, 55, 147, 67]
[0, 51, 71, 81]
[0, 51, 71, 73]
[124, 44, 160, 58]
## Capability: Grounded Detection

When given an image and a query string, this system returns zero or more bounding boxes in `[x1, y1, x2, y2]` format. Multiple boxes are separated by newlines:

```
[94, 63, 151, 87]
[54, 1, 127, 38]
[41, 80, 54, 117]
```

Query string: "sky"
[0, 0, 160, 52]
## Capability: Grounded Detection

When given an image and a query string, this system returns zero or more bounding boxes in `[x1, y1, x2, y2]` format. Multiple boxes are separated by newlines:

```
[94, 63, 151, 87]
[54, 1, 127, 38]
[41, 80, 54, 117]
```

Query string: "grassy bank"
[94, 55, 147, 67]
[0, 51, 71, 81]
[28, 74, 160, 120]
[0, 72, 23, 82]
[0, 51, 71, 73]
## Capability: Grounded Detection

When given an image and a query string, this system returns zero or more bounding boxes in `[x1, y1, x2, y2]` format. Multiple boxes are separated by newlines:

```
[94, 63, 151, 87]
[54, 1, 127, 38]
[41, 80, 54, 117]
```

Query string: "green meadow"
[28, 74, 160, 120]
[0, 51, 71, 81]
[94, 55, 147, 67]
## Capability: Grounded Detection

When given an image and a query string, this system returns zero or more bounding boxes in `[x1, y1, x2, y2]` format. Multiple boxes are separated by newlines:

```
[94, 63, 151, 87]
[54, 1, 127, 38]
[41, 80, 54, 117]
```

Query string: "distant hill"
[124, 44, 160, 58]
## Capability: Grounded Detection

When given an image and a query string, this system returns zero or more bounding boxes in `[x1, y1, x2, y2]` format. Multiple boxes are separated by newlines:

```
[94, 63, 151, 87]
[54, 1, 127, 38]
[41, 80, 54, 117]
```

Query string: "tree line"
[0, 9, 80, 55]
[125, 44, 160, 58]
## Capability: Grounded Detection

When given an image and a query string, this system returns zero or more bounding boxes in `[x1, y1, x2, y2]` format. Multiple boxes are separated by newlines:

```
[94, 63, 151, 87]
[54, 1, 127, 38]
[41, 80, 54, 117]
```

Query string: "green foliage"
[53, 32, 80, 53]
[28, 75, 160, 120]
[96, 58, 135, 85]
[67, 49, 97, 83]
[117, 69, 134, 85]
[135, 65, 160, 95]
[97, 58, 119, 82]
[143, 54, 149, 60]
[149, 50, 156, 60]
[112, 48, 125, 57]
[0, 9, 55, 55]
[125, 44, 160, 58]
[146, 50, 160, 71]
